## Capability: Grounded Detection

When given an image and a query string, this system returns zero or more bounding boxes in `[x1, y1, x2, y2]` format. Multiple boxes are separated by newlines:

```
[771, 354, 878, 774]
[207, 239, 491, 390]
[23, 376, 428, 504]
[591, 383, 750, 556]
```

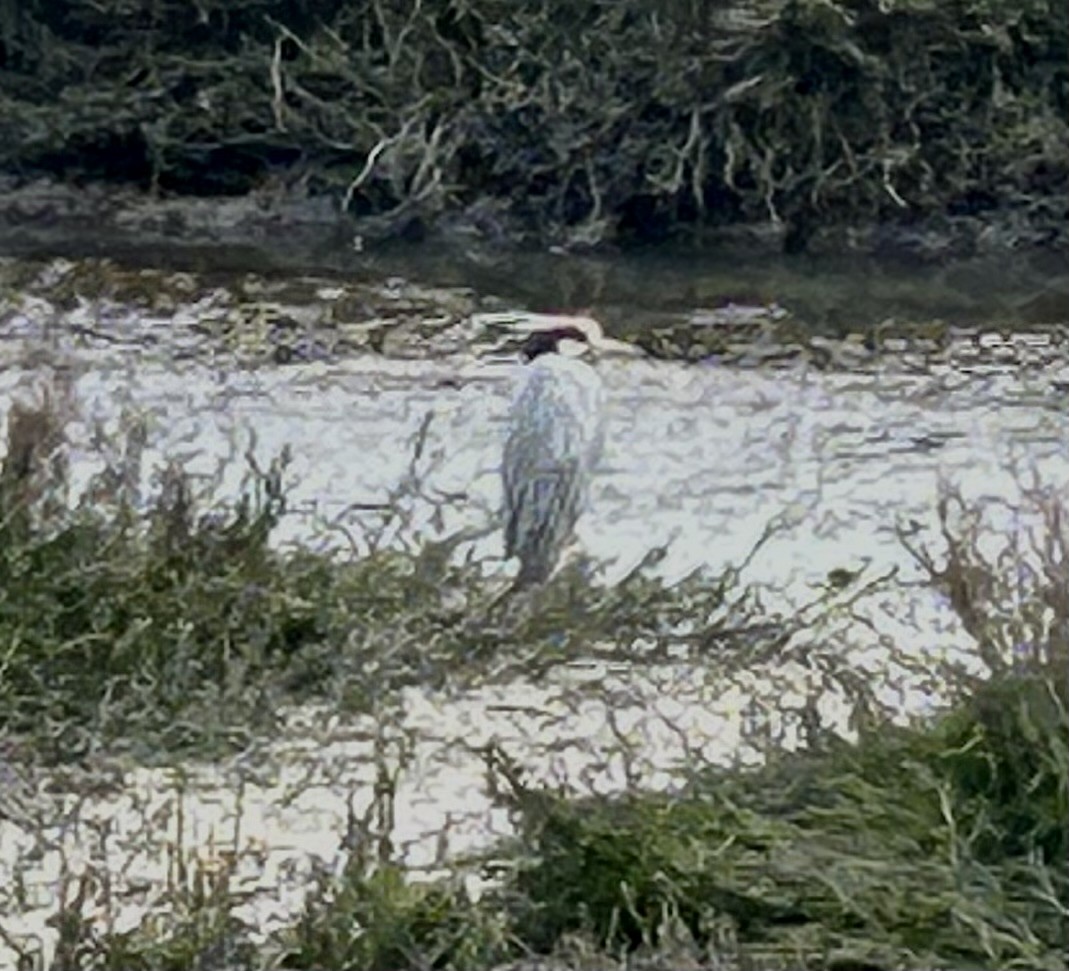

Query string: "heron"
[501, 315, 635, 587]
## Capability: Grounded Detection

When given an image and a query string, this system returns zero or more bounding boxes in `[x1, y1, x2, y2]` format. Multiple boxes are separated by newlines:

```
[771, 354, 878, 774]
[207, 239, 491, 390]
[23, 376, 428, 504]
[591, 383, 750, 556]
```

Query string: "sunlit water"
[2, 250, 1068, 965]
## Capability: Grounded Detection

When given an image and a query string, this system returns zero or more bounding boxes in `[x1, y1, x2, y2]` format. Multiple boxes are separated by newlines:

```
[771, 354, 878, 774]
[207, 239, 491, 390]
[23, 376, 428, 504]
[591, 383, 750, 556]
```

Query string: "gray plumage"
[502, 347, 606, 586]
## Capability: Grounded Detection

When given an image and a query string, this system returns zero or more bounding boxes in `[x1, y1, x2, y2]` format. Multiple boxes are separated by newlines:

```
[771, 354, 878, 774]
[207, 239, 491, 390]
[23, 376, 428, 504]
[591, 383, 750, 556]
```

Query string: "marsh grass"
[0, 384, 826, 763]
[36, 845, 257, 971]
[3, 384, 1067, 971]
[491, 483, 1069, 971]
[501, 674, 1067, 970]
[262, 480, 1069, 971]
[106, 664, 1066, 971]
[0, 402, 325, 757]
[278, 861, 512, 971]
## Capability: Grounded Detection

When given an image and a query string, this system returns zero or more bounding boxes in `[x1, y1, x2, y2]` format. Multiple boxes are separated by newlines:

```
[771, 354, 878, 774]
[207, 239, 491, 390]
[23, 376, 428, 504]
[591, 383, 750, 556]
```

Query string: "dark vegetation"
[2, 377, 1067, 969]
[505, 677, 1068, 969]
[0, 0, 1066, 250]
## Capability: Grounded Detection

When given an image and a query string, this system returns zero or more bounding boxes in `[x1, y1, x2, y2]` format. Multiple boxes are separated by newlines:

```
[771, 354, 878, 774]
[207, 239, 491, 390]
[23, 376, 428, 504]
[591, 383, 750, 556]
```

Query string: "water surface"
[1, 243, 1067, 966]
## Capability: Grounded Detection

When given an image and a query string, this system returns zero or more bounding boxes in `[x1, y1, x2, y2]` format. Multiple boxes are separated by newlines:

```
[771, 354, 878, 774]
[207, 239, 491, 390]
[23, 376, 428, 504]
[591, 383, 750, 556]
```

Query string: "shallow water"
[2, 245, 1068, 965]
[13, 326, 1063, 605]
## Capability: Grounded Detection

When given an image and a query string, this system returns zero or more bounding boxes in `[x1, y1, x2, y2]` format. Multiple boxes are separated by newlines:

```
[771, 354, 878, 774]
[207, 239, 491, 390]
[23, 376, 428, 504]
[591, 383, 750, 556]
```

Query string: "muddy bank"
[0, 175, 1065, 266]
[0, 0, 1065, 255]
[4, 250, 1069, 377]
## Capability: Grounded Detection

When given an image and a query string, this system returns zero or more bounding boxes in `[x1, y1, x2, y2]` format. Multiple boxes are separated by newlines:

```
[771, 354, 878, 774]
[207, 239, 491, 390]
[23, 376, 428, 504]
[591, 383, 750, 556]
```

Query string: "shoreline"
[1, 177, 1065, 271]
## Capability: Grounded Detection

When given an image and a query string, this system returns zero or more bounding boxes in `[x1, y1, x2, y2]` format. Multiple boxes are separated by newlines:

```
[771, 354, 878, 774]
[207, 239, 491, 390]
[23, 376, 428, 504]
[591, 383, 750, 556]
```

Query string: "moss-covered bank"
[0, 0, 1066, 253]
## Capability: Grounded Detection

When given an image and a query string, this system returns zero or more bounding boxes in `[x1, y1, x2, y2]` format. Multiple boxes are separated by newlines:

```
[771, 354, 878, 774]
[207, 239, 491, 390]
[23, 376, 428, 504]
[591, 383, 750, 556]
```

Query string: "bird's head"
[517, 314, 640, 363]
[520, 325, 591, 361]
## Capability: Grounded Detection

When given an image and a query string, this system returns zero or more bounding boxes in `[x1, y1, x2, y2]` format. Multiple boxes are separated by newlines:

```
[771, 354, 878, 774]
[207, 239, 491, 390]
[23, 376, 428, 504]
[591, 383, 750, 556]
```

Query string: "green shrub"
[507, 672, 1069, 968]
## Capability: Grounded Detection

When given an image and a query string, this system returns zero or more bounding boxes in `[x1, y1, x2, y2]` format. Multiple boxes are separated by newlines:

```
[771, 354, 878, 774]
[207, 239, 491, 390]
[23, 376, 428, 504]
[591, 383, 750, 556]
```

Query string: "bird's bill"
[556, 336, 592, 359]
[590, 335, 643, 359]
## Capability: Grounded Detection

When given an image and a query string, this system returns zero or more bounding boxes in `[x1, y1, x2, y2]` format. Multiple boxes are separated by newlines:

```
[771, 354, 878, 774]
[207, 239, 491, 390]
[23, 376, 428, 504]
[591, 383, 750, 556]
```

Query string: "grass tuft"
[502, 669, 1069, 969]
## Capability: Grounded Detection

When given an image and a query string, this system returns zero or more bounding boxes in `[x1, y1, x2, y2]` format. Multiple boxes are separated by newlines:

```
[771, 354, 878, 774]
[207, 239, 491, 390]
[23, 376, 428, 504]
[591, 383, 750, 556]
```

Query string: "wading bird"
[501, 315, 634, 586]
